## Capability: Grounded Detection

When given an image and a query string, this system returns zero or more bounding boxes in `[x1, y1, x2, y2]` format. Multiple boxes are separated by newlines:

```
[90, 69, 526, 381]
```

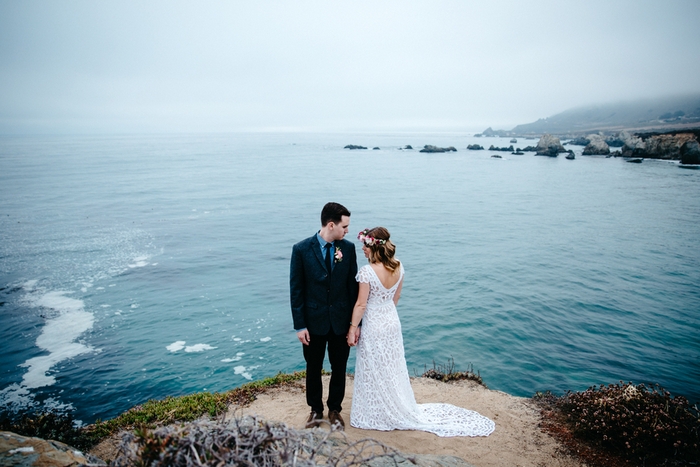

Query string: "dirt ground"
[226, 375, 584, 467]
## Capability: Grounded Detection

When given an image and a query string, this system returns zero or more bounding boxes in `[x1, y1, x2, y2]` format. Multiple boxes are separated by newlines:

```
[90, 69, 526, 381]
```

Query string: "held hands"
[346, 325, 360, 347]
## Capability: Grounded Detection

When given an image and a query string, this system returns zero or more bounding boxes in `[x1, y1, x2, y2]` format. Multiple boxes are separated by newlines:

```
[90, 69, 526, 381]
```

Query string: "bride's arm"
[347, 282, 369, 346]
[393, 278, 403, 306]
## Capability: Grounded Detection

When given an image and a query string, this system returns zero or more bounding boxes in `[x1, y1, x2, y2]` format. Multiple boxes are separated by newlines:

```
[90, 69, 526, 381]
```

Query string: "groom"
[290, 202, 358, 429]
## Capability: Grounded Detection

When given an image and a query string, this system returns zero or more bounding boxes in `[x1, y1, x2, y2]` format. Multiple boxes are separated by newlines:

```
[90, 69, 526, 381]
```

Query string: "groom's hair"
[321, 202, 351, 226]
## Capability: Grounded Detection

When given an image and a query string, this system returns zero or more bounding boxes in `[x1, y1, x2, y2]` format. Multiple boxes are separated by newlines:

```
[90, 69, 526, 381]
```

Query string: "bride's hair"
[363, 227, 400, 273]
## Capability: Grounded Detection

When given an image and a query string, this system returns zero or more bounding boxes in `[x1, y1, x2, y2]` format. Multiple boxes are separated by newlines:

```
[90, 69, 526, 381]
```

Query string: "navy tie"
[325, 242, 333, 275]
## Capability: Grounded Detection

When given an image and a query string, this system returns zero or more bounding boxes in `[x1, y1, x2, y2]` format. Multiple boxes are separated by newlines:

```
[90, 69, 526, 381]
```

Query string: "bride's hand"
[346, 332, 355, 346]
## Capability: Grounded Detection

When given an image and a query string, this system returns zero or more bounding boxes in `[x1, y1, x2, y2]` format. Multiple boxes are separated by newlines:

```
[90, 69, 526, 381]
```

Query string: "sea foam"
[184, 343, 216, 352]
[166, 341, 186, 352]
[21, 290, 95, 389]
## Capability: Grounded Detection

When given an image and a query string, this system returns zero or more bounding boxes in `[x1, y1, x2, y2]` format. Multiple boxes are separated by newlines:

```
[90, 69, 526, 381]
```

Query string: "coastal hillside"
[509, 94, 700, 135]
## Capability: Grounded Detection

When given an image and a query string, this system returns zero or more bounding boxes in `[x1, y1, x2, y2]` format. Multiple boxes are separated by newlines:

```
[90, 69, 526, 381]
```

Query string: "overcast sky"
[1, 0, 699, 134]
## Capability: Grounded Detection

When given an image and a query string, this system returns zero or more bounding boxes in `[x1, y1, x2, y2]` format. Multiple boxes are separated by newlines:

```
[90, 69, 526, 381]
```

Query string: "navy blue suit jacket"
[290, 235, 359, 335]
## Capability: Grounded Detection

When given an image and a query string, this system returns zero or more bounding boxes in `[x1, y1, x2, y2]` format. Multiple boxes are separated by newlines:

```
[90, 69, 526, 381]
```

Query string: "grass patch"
[83, 370, 306, 445]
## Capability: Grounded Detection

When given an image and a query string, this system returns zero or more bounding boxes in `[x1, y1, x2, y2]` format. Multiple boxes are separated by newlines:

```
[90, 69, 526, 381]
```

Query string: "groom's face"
[330, 215, 350, 241]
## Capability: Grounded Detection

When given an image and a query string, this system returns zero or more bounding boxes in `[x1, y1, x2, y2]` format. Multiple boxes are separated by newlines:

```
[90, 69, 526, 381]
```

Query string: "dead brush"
[536, 382, 699, 466]
[112, 414, 408, 467]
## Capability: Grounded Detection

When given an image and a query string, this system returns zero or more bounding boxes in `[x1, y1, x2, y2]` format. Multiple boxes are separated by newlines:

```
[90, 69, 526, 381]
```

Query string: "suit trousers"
[303, 330, 350, 414]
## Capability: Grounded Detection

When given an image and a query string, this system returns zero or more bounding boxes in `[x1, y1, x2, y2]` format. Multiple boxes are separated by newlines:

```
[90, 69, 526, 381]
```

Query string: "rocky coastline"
[343, 128, 699, 164]
[472, 127, 700, 163]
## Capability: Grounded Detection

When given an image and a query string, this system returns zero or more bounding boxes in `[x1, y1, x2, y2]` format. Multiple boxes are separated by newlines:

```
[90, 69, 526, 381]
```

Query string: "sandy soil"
[228, 375, 583, 467]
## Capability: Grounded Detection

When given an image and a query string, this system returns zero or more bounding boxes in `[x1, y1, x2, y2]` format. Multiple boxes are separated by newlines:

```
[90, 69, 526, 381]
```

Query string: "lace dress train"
[350, 264, 495, 437]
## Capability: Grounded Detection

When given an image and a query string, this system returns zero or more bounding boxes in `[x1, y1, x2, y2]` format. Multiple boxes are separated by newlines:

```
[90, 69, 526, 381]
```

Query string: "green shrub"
[0, 410, 94, 451]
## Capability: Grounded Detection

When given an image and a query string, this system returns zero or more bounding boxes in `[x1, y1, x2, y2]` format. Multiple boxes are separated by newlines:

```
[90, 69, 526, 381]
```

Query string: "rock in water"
[680, 140, 700, 165]
[0, 431, 106, 466]
[535, 134, 565, 156]
[420, 145, 457, 153]
[582, 134, 610, 155]
[620, 131, 697, 159]
[567, 136, 590, 146]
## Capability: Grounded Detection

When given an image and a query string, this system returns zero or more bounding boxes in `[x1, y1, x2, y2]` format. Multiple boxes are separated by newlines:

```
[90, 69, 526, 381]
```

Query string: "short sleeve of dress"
[356, 265, 372, 283]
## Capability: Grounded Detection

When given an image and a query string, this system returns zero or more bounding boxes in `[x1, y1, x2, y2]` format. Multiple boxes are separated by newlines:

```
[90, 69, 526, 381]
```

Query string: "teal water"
[1, 132, 698, 424]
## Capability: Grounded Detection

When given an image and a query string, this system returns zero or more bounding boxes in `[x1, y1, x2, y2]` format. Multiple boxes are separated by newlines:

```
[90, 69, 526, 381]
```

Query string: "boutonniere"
[334, 247, 343, 263]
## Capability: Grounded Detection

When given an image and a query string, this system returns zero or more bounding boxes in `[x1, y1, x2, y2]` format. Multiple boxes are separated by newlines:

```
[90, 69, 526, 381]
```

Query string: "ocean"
[1, 132, 698, 425]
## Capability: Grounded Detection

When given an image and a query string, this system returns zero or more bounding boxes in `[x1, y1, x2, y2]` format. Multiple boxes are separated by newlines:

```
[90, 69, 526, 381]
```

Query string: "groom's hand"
[297, 329, 310, 346]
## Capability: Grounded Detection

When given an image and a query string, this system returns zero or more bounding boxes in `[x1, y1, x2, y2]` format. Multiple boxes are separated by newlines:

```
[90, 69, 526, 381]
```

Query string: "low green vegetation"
[85, 371, 307, 443]
[0, 371, 307, 449]
[535, 382, 699, 466]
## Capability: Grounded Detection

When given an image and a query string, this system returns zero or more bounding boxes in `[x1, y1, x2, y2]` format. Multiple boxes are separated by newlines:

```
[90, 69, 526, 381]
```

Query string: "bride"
[346, 227, 495, 437]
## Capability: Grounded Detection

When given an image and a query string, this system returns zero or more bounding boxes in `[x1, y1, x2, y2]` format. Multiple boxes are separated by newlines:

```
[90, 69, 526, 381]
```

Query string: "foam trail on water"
[21, 289, 96, 389]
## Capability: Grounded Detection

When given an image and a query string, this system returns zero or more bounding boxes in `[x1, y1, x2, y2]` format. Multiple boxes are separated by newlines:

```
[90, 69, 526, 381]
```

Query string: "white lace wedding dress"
[350, 263, 495, 437]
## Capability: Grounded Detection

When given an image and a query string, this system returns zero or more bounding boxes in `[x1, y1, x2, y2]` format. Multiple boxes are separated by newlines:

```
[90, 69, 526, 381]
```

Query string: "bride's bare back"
[369, 262, 402, 290]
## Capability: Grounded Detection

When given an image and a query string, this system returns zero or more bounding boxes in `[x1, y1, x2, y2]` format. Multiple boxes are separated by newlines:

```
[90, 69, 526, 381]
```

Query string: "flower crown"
[358, 229, 387, 247]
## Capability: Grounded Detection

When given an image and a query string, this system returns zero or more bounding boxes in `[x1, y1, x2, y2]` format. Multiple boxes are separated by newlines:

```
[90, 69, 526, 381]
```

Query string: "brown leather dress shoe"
[305, 411, 323, 428]
[328, 410, 345, 431]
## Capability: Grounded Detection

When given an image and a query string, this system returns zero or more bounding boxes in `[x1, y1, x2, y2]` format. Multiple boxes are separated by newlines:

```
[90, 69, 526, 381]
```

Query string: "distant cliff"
[509, 95, 700, 136]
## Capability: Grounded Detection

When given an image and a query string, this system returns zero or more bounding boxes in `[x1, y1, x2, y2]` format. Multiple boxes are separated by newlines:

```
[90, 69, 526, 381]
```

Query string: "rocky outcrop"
[0, 431, 106, 466]
[467, 144, 484, 150]
[582, 134, 610, 155]
[344, 145, 367, 150]
[605, 136, 624, 147]
[567, 136, 590, 146]
[519, 146, 537, 152]
[488, 145, 514, 152]
[420, 145, 457, 153]
[373, 147, 380, 150]
[680, 140, 700, 164]
[620, 131, 698, 159]
[535, 134, 565, 156]
[404, 145, 413, 150]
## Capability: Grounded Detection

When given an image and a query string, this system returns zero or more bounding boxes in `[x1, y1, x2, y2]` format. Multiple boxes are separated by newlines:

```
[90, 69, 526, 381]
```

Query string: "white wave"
[43, 397, 75, 413]
[184, 344, 216, 352]
[233, 366, 252, 380]
[166, 341, 186, 352]
[222, 352, 245, 362]
[128, 255, 149, 268]
[259, 337, 271, 342]
[21, 290, 96, 389]
[0, 384, 35, 413]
